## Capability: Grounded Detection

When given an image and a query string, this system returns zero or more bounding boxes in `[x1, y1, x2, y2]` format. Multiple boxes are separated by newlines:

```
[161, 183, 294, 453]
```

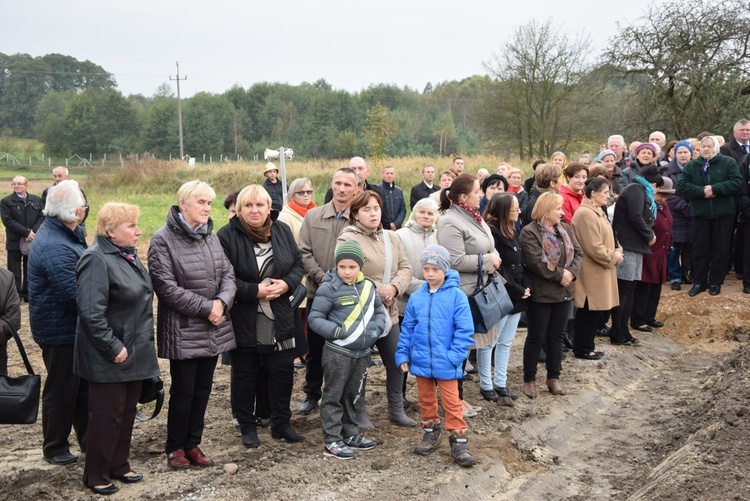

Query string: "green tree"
[182, 93, 235, 156]
[141, 97, 179, 157]
[63, 89, 138, 155]
[363, 102, 397, 158]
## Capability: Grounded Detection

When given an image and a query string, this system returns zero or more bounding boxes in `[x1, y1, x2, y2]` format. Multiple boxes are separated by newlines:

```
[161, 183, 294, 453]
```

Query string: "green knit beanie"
[335, 240, 365, 268]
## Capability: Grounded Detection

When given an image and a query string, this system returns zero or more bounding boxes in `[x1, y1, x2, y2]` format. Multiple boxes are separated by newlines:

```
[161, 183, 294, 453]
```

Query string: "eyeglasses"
[80, 205, 89, 210]
[295, 190, 314, 196]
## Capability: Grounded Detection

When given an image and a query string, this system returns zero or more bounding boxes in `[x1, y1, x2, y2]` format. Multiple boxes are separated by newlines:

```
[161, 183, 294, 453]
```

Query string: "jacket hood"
[166, 205, 214, 239]
[339, 222, 384, 241]
[420, 268, 460, 293]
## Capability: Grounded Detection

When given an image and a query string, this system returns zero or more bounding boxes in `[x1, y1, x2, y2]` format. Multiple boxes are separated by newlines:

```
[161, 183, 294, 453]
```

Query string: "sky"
[3, 0, 656, 98]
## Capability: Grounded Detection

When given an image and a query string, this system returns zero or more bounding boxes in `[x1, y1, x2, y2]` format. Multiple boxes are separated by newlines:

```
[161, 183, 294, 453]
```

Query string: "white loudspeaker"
[264, 148, 280, 160]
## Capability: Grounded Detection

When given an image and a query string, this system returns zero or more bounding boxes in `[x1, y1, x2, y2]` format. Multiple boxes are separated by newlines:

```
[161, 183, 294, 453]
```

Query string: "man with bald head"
[0, 176, 45, 301]
[325, 157, 391, 228]
[41, 166, 69, 209]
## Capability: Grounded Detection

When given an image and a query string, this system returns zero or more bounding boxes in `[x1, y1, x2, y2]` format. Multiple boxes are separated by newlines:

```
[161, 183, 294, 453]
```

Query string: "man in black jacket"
[0, 176, 45, 300]
[325, 157, 391, 228]
[409, 164, 439, 209]
[380, 166, 406, 230]
[721, 119, 750, 165]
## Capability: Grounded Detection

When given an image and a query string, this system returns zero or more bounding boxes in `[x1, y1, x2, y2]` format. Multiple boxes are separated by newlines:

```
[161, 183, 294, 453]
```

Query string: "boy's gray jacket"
[308, 268, 387, 359]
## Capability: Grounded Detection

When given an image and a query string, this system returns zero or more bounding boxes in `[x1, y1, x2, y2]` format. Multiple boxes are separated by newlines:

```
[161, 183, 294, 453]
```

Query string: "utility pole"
[170, 61, 187, 160]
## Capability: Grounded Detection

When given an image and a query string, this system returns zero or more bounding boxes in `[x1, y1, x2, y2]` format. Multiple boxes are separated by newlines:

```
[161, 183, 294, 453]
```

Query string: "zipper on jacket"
[428, 292, 433, 375]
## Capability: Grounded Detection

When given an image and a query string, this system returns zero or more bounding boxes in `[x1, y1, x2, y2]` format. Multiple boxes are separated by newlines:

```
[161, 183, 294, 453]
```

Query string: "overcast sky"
[4, 0, 655, 98]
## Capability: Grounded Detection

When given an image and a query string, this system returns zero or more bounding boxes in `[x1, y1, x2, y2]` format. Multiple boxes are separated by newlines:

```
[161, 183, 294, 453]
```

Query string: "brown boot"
[449, 429, 476, 467]
[414, 421, 443, 456]
[546, 378, 566, 395]
[522, 381, 537, 399]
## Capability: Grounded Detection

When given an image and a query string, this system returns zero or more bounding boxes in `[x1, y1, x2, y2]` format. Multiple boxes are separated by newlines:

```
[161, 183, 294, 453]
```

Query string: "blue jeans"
[667, 246, 682, 283]
[477, 313, 522, 390]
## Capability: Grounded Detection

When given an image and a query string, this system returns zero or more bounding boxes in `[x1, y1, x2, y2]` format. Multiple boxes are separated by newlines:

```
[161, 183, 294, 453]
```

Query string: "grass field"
[0, 155, 535, 241]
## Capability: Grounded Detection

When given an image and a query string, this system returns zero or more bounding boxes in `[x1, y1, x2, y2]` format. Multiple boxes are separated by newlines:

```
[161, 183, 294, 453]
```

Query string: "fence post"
[48, 157, 51, 166]
[203, 154, 206, 163]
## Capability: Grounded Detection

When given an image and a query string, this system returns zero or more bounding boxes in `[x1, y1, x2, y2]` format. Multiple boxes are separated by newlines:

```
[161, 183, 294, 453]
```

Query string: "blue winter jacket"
[28, 217, 88, 346]
[396, 269, 474, 380]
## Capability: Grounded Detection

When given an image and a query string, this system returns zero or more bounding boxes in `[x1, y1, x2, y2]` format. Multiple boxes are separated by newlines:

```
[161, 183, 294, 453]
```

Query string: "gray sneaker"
[414, 421, 443, 456]
[344, 433, 376, 450]
[298, 399, 318, 415]
[323, 441, 356, 460]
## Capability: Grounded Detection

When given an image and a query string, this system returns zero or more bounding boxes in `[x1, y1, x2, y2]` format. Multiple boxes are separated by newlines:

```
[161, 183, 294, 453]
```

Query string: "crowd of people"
[1, 121, 748, 491]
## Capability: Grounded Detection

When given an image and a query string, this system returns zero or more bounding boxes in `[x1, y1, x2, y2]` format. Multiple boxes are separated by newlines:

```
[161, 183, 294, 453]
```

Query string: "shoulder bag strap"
[0, 317, 35, 375]
[475, 253, 485, 291]
[382, 230, 392, 285]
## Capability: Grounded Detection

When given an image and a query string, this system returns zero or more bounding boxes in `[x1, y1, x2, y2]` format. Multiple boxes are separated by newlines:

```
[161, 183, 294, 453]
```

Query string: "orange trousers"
[416, 376, 466, 433]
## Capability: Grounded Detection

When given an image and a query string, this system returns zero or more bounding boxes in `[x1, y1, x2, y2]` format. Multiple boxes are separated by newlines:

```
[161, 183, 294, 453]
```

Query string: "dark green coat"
[677, 154, 742, 219]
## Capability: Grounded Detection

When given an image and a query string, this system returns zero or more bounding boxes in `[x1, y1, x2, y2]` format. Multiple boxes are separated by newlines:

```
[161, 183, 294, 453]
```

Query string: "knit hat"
[674, 140, 694, 157]
[597, 149, 616, 161]
[335, 240, 364, 268]
[634, 142, 658, 157]
[420, 244, 451, 273]
[481, 174, 509, 194]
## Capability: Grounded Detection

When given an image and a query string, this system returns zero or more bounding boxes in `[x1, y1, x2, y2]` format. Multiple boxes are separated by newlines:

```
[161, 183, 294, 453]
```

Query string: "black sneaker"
[298, 399, 318, 415]
[344, 433, 376, 450]
[324, 441, 356, 460]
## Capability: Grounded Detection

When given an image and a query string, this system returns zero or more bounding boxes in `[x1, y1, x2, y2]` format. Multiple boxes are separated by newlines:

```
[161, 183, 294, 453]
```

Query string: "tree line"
[2, 0, 748, 161]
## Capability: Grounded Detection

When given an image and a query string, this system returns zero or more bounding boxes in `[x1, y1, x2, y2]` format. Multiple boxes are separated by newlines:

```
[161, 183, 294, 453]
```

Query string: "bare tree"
[606, 0, 750, 138]
[481, 19, 592, 159]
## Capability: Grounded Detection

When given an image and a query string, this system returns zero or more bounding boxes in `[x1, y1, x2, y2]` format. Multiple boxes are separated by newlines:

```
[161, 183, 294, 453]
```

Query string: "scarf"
[454, 201, 483, 224]
[635, 175, 657, 219]
[537, 221, 574, 272]
[508, 184, 522, 194]
[240, 214, 272, 243]
[113, 241, 137, 266]
[700, 157, 711, 177]
[288, 199, 315, 218]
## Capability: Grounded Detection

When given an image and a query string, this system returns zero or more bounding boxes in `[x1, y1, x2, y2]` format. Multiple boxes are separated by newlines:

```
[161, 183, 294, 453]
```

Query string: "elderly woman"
[631, 179, 673, 332]
[437, 174, 501, 415]
[28, 180, 88, 466]
[610, 166, 661, 345]
[560, 163, 589, 223]
[664, 141, 694, 290]
[520, 192, 583, 397]
[507, 168, 529, 216]
[621, 143, 658, 191]
[395, 197, 440, 317]
[678, 136, 742, 296]
[75, 204, 160, 495]
[551, 151, 567, 170]
[570, 178, 623, 360]
[217, 185, 306, 448]
[479, 193, 531, 401]
[148, 181, 236, 470]
[338, 191, 416, 428]
[478, 174, 508, 215]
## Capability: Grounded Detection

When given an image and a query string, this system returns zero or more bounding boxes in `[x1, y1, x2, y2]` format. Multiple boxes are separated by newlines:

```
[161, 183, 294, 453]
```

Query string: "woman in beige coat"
[570, 178, 623, 360]
[337, 191, 416, 428]
[436, 174, 501, 416]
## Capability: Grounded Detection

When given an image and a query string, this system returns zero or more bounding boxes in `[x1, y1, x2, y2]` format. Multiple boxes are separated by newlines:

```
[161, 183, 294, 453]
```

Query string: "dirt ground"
[1, 270, 750, 500]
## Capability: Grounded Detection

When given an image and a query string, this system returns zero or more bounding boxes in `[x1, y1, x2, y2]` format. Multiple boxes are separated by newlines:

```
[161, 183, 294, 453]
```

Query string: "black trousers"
[83, 380, 141, 487]
[303, 297, 325, 402]
[573, 299, 601, 356]
[692, 216, 734, 286]
[742, 221, 750, 289]
[610, 279, 637, 343]
[41, 344, 88, 458]
[7, 250, 28, 298]
[732, 221, 744, 275]
[166, 356, 218, 454]
[631, 282, 662, 328]
[523, 300, 569, 381]
[232, 349, 294, 430]
[0, 339, 7, 376]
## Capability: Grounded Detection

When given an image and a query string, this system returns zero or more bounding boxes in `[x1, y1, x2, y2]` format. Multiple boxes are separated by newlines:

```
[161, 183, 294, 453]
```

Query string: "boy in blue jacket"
[308, 241, 386, 460]
[396, 244, 476, 467]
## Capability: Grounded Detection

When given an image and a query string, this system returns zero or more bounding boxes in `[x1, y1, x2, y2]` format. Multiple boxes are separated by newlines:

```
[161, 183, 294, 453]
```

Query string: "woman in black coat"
[217, 185, 306, 449]
[75, 203, 160, 496]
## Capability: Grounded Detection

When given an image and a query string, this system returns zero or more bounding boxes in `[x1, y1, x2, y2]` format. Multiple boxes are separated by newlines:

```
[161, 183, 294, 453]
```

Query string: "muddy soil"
[1, 270, 750, 500]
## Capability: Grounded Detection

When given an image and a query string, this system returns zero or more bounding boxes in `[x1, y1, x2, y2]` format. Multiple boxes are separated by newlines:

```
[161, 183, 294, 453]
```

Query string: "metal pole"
[279, 147, 288, 200]
[170, 62, 187, 161]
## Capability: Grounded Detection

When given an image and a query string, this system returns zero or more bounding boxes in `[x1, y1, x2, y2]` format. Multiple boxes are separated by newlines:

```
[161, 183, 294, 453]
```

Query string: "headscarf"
[537, 221, 574, 272]
[700, 136, 721, 176]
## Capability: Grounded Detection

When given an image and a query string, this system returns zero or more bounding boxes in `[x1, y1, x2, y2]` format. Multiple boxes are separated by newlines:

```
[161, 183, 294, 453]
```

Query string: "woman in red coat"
[631, 178, 674, 332]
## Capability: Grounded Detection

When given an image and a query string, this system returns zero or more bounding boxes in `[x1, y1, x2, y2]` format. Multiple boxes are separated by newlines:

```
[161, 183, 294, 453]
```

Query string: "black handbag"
[135, 376, 164, 422]
[0, 319, 41, 425]
[289, 283, 307, 309]
[467, 254, 514, 334]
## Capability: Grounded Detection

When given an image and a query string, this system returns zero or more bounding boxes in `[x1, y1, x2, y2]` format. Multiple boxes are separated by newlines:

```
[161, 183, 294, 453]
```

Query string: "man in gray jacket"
[297, 167, 359, 415]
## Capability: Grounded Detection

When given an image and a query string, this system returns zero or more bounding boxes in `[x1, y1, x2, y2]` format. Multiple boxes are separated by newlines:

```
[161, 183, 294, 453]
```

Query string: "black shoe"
[44, 451, 78, 465]
[611, 339, 632, 346]
[647, 321, 664, 328]
[271, 424, 305, 443]
[670, 282, 681, 291]
[298, 399, 318, 415]
[688, 284, 706, 297]
[479, 388, 499, 402]
[709, 285, 721, 296]
[493, 386, 518, 400]
[743, 287, 750, 294]
[462, 373, 474, 382]
[242, 428, 260, 448]
[89, 484, 118, 496]
[629, 337, 640, 345]
[112, 472, 143, 484]
[634, 325, 653, 333]
[596, 327, 611, 337]
[737, 272, 744, 281]
[574, 351, 605, 360]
